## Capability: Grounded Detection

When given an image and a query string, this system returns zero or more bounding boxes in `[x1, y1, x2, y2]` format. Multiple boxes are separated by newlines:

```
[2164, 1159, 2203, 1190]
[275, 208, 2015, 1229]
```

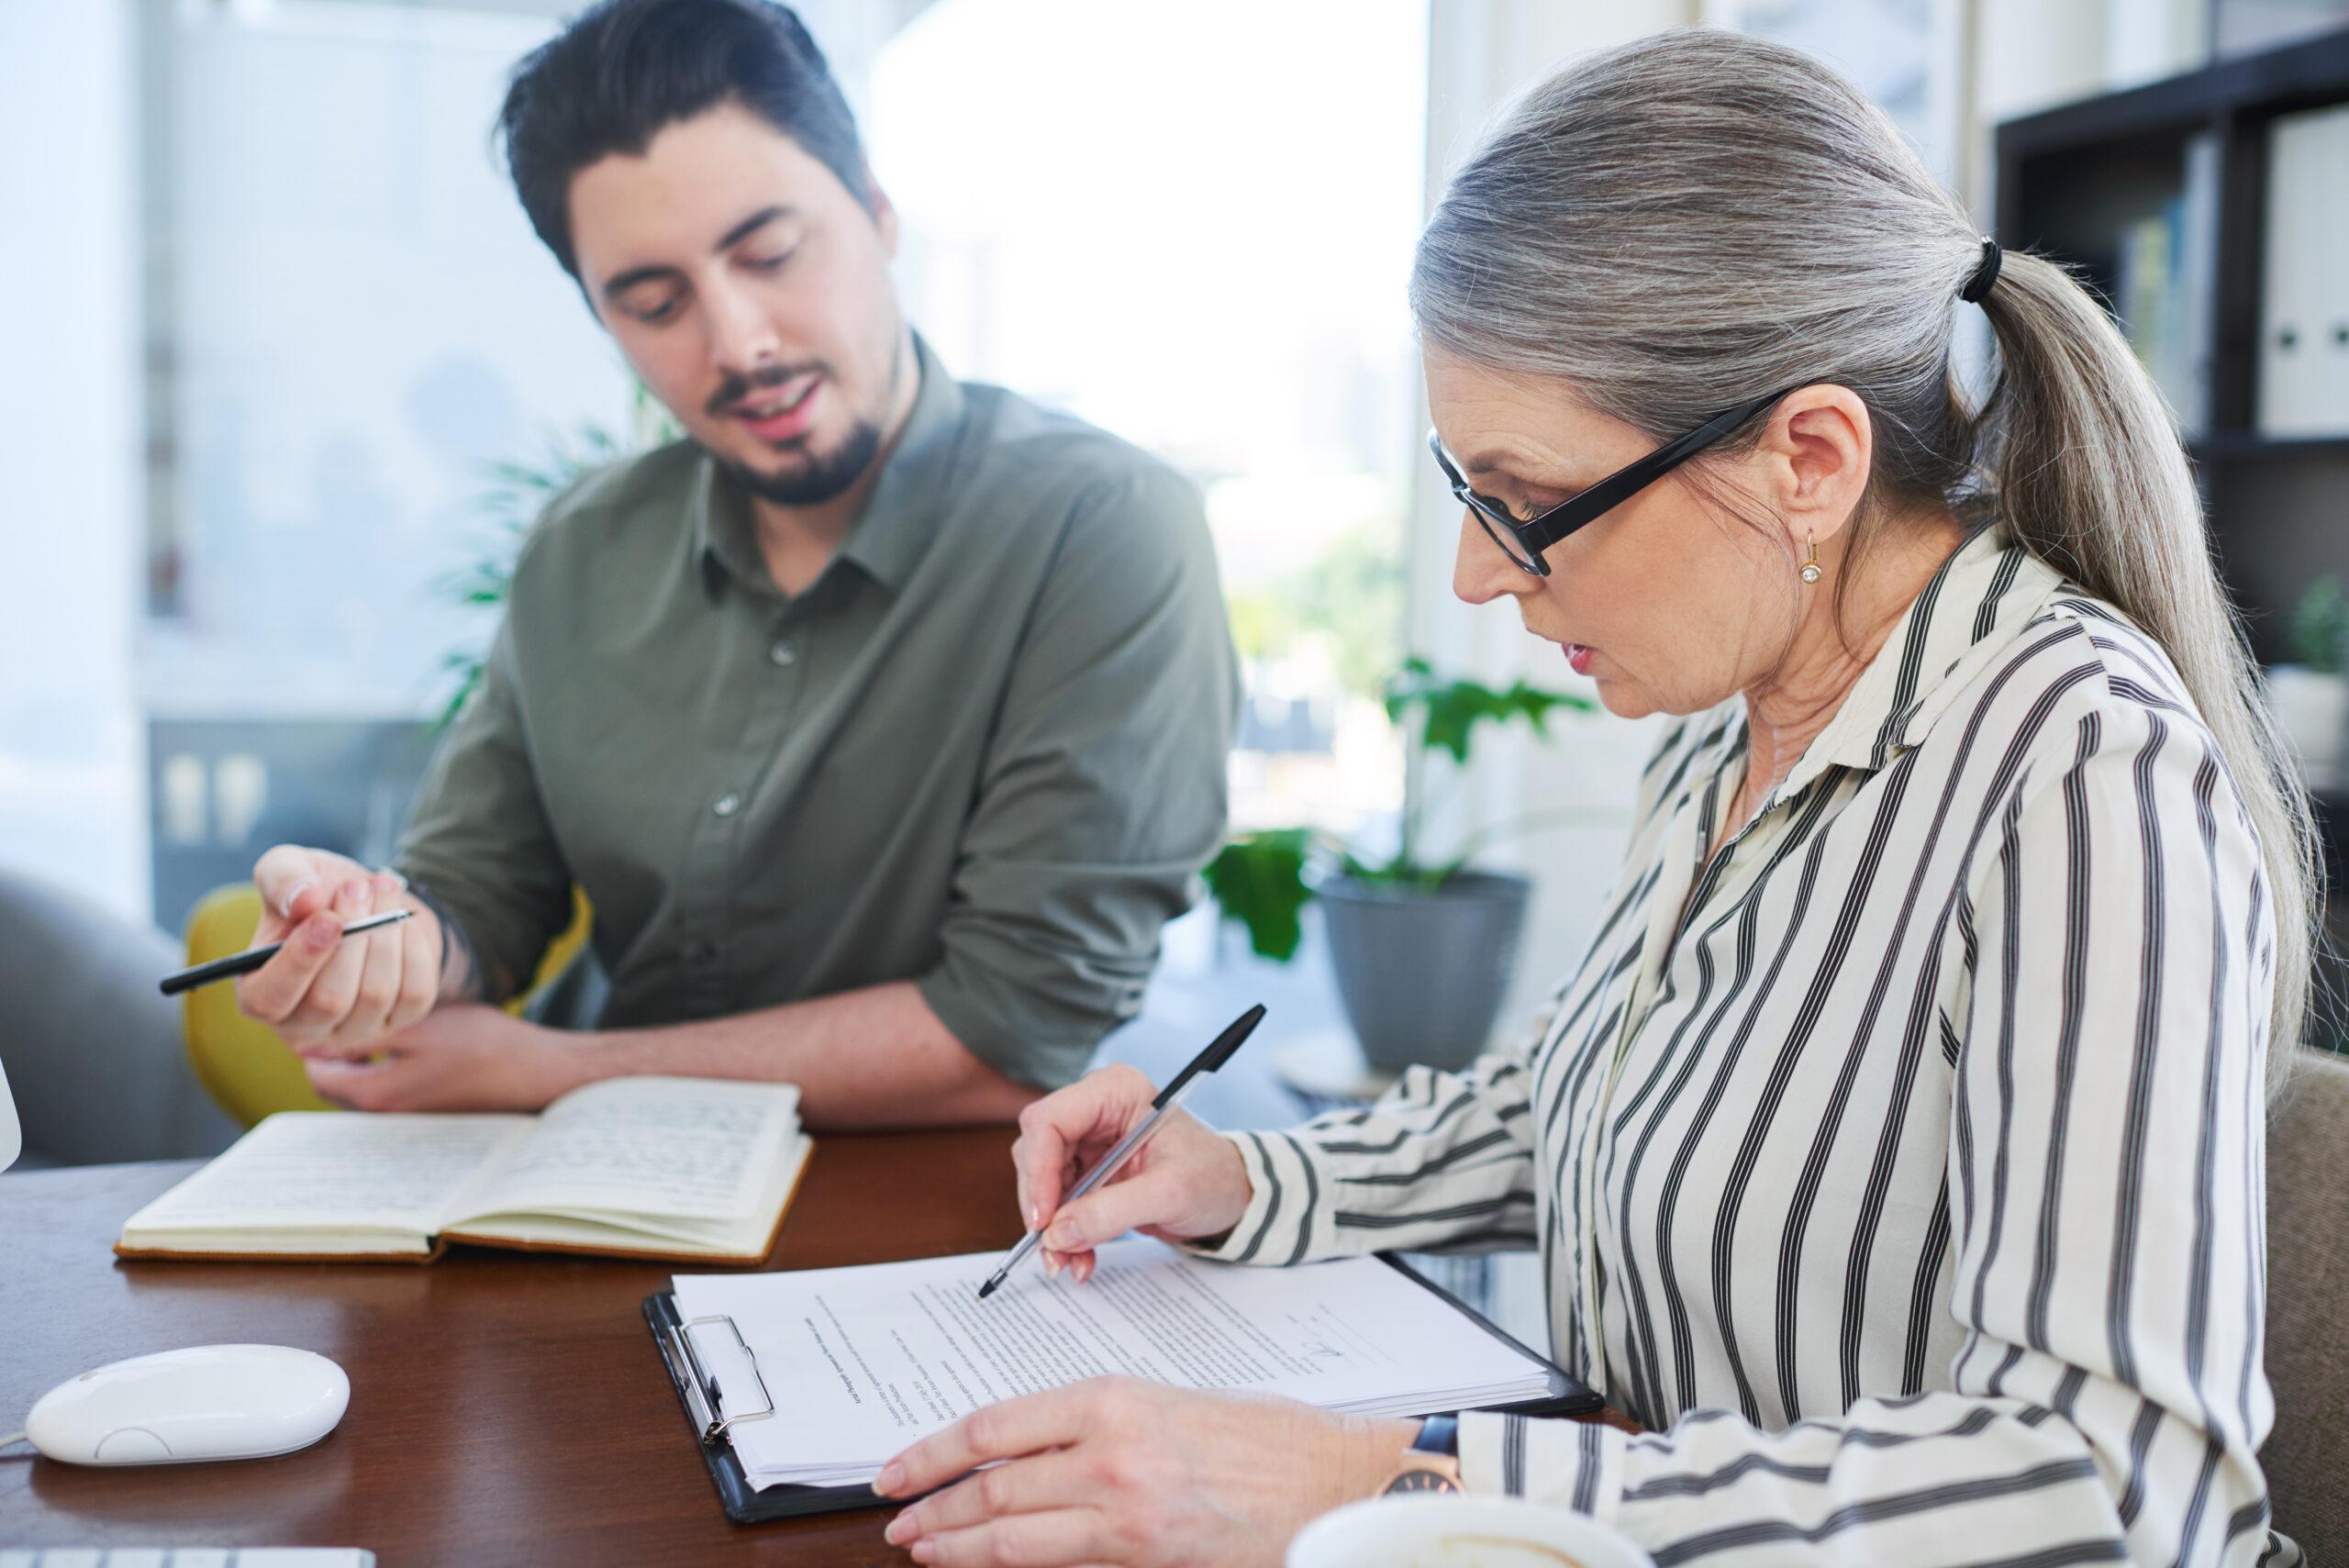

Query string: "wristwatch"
[1381, 1414, 1463, 1495]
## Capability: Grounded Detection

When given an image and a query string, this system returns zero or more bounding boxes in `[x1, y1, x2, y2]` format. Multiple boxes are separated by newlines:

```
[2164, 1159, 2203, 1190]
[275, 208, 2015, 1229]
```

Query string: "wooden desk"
[2, 1128, 1024, 1564]
[2, 1131, 1632, 1563]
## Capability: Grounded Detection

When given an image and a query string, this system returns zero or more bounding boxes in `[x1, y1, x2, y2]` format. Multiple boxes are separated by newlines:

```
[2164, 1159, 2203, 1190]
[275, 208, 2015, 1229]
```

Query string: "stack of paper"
[672, 1237, 1555, 1490]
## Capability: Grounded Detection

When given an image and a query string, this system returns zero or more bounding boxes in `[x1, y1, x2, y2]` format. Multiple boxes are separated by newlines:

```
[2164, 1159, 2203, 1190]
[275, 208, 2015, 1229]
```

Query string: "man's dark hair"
[496, 0, 869, 281]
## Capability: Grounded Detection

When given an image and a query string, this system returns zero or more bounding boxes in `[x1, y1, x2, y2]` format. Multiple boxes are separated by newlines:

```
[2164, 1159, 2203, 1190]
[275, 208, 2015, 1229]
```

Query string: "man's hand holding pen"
[234, 845, 446, 1061]
[223, 847, 566, 1114]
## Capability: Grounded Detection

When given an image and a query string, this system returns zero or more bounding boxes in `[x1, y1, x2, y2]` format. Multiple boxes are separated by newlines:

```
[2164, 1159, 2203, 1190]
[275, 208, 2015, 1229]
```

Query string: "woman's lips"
[1566, 642, 1595, 675]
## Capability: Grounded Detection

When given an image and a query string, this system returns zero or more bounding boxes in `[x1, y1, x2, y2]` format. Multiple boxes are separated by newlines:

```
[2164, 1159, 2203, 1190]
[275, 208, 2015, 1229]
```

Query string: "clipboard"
[643, 1252, 1602, 1525]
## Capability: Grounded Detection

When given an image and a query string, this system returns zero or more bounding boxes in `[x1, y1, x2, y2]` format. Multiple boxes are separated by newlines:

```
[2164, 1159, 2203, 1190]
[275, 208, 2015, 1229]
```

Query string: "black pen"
[158, 907, 414, 996]
[977, 1002, 1266, 1301]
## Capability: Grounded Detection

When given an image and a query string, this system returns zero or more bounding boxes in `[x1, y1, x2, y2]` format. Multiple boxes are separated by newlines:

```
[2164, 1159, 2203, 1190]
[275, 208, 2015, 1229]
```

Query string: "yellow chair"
[183, 884, 595, 1127]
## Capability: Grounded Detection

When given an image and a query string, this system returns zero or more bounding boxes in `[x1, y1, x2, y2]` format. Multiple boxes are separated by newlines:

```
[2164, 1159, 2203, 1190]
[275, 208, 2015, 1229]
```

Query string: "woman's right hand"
[233, 844, 446, 1060]
[1013, 1064, 1255, 1283]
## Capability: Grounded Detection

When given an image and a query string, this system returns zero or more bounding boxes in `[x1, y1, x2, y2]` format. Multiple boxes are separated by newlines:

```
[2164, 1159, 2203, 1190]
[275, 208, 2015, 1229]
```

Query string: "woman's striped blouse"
[1198, 527, 2292, 1565]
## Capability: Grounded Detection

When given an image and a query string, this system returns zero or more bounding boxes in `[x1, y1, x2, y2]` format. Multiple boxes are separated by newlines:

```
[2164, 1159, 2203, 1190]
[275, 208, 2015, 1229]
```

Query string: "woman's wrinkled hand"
[1010, 1064, 1254, 1281]
[876, 1376, 1417, 1566]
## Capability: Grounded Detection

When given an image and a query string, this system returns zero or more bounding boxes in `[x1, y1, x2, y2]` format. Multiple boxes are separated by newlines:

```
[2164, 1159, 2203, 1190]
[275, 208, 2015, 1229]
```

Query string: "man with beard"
[230, 0, 1237, 1128]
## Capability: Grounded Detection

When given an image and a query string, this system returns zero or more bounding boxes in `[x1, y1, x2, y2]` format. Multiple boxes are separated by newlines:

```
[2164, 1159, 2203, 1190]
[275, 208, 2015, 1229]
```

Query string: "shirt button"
[713, 793, 741, 817]
[769, 639, 796, 668]
[687, 940, 718, 966]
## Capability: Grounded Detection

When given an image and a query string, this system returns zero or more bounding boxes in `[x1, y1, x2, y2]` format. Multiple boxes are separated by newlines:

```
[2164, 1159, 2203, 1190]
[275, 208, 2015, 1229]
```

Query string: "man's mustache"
[707, 361, 828, 418]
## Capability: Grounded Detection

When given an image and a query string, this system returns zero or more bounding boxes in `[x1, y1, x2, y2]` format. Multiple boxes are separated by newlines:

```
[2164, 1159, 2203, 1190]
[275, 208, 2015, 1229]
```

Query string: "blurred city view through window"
[120, 1, 639, 925]
[873, 0, 1429, 863]
[142, 2, 640, 712]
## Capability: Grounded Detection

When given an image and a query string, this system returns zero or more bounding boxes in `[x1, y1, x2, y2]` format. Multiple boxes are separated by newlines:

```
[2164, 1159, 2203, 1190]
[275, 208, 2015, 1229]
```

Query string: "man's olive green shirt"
[396, 339, 1238, 1088]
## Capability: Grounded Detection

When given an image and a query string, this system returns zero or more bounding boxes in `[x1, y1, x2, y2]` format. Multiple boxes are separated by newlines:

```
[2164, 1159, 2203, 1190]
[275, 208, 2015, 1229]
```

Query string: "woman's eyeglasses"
[1428, 386, 1794, 578]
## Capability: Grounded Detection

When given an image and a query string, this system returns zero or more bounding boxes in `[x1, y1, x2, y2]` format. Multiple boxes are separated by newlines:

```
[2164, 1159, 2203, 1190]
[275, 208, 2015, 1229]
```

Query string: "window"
[872, 0, 1429, 854]
[130, 1, 637, 923]
[141, 1, 637, 711]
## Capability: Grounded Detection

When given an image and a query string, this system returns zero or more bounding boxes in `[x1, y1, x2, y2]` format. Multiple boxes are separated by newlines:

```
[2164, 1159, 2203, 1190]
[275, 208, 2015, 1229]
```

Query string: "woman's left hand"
[875, 1376, 1417, 1566]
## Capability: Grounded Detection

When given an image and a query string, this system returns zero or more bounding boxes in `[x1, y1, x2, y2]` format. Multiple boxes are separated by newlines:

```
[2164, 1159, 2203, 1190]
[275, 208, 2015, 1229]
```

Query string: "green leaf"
[436, 662, 484, 731]
[434, 388, 670, 731]
[1201, 830, 1315, 962]
[1384, 661, 1596, 765]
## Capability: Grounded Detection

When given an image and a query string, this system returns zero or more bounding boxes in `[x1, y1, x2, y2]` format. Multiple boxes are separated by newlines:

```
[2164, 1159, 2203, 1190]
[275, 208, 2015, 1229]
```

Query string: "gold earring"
[1799, 537, 1823, 584]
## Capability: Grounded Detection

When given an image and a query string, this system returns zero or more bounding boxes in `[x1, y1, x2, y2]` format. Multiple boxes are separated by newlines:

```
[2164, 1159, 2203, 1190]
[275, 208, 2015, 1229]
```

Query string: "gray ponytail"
[1410, 28, 2319, 1087]
[1974, 250, 2320, 1085]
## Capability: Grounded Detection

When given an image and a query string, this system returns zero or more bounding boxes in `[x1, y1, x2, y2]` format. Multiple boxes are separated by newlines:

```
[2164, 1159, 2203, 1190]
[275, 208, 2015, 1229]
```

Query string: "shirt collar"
[690, 332, 968, 602]
[1758, 523, 2068, 807]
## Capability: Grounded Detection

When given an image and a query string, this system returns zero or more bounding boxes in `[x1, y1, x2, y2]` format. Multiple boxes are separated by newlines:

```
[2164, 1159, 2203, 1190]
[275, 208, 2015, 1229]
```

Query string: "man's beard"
[721, 417, 884, 507]
[705, 355, 886, 507]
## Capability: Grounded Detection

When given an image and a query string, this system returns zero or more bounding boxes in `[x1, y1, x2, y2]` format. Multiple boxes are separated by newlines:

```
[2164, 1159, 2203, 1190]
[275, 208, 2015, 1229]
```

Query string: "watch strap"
[1410, 1414, 1461, 1458]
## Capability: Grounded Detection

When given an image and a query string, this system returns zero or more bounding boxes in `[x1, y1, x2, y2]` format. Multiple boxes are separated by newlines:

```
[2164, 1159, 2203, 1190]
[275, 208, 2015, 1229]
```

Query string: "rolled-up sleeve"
[916, 465, 1238, 1089]
[394, 613, 574, 1004]
[1453, 706, 2287, 1567]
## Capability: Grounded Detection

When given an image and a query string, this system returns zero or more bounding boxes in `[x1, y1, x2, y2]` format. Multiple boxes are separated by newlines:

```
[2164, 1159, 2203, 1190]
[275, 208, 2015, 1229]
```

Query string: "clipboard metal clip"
[665, 1313, 776, 1447]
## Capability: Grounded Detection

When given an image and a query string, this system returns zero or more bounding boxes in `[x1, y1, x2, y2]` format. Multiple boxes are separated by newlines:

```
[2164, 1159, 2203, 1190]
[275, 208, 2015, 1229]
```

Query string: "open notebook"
[665, 1237, 1572, 1494]
[117, 1076, 809, 1264]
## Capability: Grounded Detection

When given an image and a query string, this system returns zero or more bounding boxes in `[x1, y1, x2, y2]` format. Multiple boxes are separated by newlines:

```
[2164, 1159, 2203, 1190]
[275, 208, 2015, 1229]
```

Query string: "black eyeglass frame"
[1429, 385, 1796, 578]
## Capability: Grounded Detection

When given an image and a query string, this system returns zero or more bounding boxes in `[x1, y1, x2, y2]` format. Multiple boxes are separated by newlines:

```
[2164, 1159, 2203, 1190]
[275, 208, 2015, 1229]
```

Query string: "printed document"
[672, 1237, 1553, 1489]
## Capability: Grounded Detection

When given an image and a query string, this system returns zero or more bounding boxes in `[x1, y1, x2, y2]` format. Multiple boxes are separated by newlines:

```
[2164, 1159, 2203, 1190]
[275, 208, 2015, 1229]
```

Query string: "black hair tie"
[1959, 236, 2002, 305]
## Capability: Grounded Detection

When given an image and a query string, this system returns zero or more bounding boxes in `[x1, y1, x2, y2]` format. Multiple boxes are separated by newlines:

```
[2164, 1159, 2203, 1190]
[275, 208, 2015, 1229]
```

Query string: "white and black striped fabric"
[1197, 527, 2292, 1565]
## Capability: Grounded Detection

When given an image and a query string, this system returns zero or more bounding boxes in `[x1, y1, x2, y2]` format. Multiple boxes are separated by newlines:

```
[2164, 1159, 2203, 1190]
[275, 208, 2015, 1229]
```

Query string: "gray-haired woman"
[874, 29, 2311, 1567]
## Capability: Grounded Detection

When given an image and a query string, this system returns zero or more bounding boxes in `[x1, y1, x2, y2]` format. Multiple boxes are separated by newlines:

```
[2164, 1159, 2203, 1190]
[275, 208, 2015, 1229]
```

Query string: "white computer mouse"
[23, 1343, 349, 1465]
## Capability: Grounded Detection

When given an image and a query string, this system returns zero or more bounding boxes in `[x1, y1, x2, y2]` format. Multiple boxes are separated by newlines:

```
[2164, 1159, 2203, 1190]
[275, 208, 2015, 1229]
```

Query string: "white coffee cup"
[1287, 1494, 1653, 1568]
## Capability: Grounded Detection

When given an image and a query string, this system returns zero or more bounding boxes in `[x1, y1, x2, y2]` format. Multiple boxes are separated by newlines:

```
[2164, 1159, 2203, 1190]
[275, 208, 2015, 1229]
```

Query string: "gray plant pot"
[1318, 871, 1531, 1073]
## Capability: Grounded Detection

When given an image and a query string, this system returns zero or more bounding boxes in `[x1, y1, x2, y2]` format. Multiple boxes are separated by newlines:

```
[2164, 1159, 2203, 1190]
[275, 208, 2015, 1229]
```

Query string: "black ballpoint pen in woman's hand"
[977, 1003, 1266, 1300]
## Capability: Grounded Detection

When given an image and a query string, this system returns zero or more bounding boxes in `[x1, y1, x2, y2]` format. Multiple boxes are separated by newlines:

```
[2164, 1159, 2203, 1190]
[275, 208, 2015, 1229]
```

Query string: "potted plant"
[2267, 577, 2349, 795]
[436, 384, 678, 726]
[1204, 658, 1597, 1073]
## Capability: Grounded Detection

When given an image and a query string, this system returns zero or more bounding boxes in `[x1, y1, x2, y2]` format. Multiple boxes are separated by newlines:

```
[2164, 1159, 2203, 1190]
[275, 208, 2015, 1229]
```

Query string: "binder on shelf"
[643, 1254, 1605, 1525]
[2259, 103, 2349, 436]
[2110, 134, 2217, 437]
[2178, 129, 2220, 437]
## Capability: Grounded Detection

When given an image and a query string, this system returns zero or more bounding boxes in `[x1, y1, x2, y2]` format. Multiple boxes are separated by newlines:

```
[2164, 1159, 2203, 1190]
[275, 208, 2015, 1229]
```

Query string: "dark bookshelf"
[2189, 433, 2349, 462]
[1995, 25, 2349, 666]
